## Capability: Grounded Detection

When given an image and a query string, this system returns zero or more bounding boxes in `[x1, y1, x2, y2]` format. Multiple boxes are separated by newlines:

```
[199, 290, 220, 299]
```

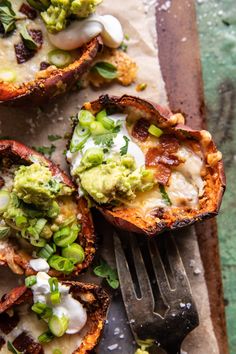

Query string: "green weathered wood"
[196, 1, 236, 353]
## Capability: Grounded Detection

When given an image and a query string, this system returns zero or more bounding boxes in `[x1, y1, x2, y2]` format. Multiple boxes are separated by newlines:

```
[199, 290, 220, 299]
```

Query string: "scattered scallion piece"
[35, 218, 47, 234]
[96, 110, 115, 130]
[38, 330, 55, 343]
[159, 184, 172, 206]
[89, 121, 108, 136]
[0, 226, 10, 239]
[48, 49, 72, 68]
[30, 237, 47, 248]
[93, 258, 119, 289]
[0, 190, 10, 213]
[15, 215, 27, 228]
[38, 243, 55, 260]
[62, 243, 85, 264]
[25, 275, 37, 288]
[7, 341, 23, 354]
[53, 349, 62, 354]
[49, 315, 69, 337]
[48, 255, 75, 274]
[120, 136, 130, 156]
[148, 124, 163, 138]
[70, 125, 90, 153]
[31, 302, 53, 319]
[53, 224, 79, 247]
[49, 277, 61, 305]
[78, 110, 95, 128]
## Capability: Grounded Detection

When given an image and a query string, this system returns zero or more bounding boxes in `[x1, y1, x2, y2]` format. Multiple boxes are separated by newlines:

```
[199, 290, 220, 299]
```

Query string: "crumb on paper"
[158, 0, 172, 12]
[87, 48, 138, 87]
[194, 267, 202, 275]
[108, 344, 119, 351]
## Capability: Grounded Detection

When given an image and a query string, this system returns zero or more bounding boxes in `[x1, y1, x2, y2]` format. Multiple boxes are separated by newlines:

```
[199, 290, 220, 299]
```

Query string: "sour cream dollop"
[32, 272, 87, 335]
[67, 113, 146, 176]
[48, 14, 124, 51]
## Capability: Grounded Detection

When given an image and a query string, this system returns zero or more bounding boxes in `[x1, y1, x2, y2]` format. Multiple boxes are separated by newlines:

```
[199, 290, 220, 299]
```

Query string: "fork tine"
[113, 232, 137, 304]
[164, 234, 191, 294]
[148, 238, 174, 302]
[129, 233, 154, 306]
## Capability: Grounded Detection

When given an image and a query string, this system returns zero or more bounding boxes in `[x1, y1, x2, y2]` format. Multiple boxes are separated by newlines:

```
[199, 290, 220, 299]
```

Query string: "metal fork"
[114, 231, 199, 354]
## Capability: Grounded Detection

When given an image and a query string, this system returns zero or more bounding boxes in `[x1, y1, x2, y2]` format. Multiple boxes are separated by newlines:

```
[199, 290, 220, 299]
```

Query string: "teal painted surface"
[196, 1, 236, 352]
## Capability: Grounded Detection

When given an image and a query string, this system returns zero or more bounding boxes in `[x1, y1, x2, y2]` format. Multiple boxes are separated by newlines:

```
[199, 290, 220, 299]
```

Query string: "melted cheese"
[0, 0, 55, 83]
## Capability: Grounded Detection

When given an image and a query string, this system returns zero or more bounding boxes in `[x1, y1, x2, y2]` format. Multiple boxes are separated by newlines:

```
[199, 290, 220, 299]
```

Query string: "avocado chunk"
[79, 155, 155, 204]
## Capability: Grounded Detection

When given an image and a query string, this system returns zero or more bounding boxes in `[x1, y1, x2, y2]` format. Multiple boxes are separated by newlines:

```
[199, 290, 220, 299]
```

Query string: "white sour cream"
[32, 272, 87, 335]
[48, 14, 124, 50]
[29, 258, 50, 272]
[67, 113, 145, 175]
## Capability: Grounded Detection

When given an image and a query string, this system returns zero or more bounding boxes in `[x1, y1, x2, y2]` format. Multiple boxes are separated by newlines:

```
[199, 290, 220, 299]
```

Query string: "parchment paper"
[0, 0, 220, 353]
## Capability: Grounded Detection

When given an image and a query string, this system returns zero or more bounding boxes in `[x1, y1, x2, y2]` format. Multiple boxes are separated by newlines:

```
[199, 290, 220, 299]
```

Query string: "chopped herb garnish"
[120, 136, 130, 156]
[93, 258, 119, 289]
[7, 341, 23, 354]
[20, 25, 38, 50]
[48, 134, 62, 142]
[0, 0, 16, 34]
[136, 83, 147, 92]
[119, 41, 128, 52]
[93, 132, 117, 148]
[159, 184, 172, 206]
[34, 144, 56, 158]
[124, 34, 130, 40]
[91, 61, 118, 80]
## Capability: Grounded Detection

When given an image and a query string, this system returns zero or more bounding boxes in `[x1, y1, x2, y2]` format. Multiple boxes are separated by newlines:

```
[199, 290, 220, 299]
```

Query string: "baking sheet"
[0, 0, 220, 353]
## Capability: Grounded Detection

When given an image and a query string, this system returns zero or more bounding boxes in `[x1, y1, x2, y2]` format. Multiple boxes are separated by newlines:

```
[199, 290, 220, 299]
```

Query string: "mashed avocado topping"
[79, 155, 155, 204]
[0, 162, 85, 274]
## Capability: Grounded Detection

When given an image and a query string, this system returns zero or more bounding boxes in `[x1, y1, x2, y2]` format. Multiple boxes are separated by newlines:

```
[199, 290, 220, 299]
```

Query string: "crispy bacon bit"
[40, 61, 50, 70]
[0, 176, 4, 188]
[0, 312, 19, 334]
[14, 29, 43, 64]
[0, 286, 28, 313]
[132, 118, 150, 141]
[145, 147, 179, 167]
[154, 163, 171, 185]
[13, 332, 44, 354]
[0, 336, 5, 350]
[28, 29, 43, 47]
[159, 135, 180, 154]
[145, 136, 180, 185]
[14, 42, 35, 64]
[19, 3, 37, 20]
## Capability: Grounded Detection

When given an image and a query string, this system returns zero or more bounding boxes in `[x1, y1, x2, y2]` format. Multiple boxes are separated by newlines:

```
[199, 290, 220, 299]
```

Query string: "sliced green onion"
[48, 49, 72, 68]
[62, 243, 85, 264]
[96, 110, 115, 130]
[159, 184, 172, 206]
[15, 215, 27, 228]
[7, 341, 23, 354]
[0, 70, 17, 83]
[49, 315, 69, 337]
[27, 0, 49, 11]
[47, 201, 60, 218]
[53, 224, 79, 247]
[38, 243, 55, 260]
[30, 237, 47, 248]
[89, 121, 108, 136]
[48, 277, 61, 304]
[31, 302, 52, 319]
[70, 125, 91, 153]
[38, 330, 55, 343]
[78, 110, 95, 128]
[25, 275, 37, 288]
[40, 225, 53, 239]
[53, 349, 62, 354]
[35, 218, 47, 234]
[0, 226, 10, 239]
[148, 124, 163, 138]
[0, 190, 10, 213]
[48, 255, 75, 274]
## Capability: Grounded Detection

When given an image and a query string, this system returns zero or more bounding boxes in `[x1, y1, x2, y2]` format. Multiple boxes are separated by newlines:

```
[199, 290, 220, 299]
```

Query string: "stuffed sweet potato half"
[67, 94, 225, 236]
[0, 140, 95, 276]
[0, 0, 126, 104]
[0, 272, 110, 354]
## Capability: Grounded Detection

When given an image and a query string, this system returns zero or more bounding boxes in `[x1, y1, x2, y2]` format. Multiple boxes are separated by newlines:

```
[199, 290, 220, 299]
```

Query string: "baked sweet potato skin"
[0, 140, 95, 276]
[0, 37, 101, 105]
[77, 94, 226, 237]
[0, 282, 110, 354]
